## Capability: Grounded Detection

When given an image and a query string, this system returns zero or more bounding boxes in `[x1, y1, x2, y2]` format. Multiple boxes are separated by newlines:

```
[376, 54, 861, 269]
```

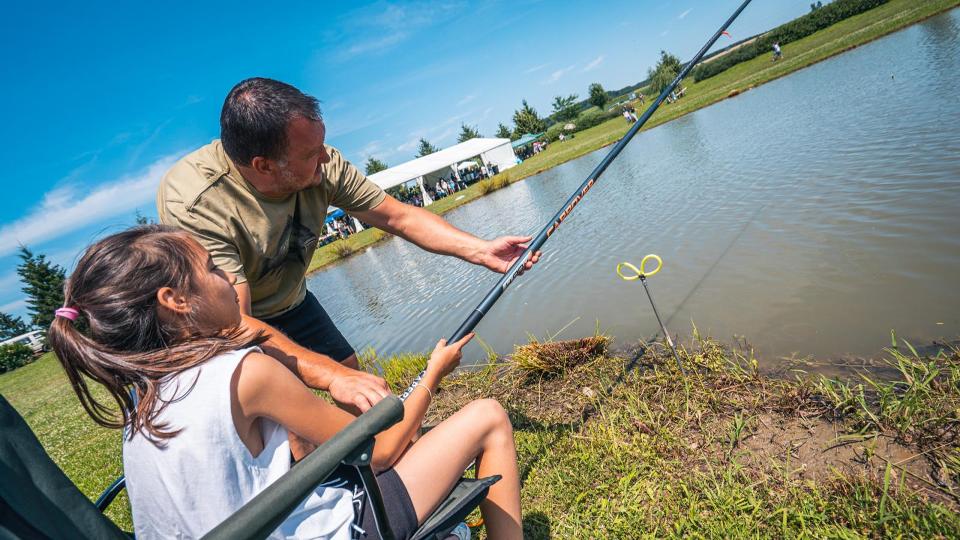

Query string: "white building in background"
[1, 330, 45, 354]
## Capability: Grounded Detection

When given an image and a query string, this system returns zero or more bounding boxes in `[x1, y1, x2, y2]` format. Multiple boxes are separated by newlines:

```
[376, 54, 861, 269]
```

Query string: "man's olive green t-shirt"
[157, 140, 385, 318]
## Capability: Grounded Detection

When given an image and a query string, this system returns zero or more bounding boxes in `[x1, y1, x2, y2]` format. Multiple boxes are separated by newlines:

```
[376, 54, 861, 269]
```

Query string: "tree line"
[364, 81, 618, 169]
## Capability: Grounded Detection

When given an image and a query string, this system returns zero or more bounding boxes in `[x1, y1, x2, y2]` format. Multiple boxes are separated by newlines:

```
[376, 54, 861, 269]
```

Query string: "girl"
[49, 225, 521, 539]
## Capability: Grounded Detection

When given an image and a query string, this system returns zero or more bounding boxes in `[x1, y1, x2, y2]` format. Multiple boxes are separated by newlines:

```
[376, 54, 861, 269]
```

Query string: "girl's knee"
[466, 398, 512, 433]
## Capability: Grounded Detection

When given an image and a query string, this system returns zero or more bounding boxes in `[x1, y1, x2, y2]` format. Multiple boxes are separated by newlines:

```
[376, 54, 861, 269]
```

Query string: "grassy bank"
[308, 0, 960, 273]
[3, 330, 960, 537]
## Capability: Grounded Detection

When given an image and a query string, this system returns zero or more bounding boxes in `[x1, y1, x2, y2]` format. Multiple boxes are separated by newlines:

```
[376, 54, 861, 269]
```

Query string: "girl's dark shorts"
[359, 468, 418, 540]
[261, 291, 355, 362]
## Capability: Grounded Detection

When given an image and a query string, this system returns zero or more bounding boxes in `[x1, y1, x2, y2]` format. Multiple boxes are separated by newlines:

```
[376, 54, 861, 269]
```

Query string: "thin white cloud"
[331, 2, 465, 61]
[0, 272, 20, 293]
[583, 55, 605, 72]
[524, 63, 550, 74]
[482, 106, 495, 119]
[660, 30, 669, 37]
[457, 94, 477, 106]
[0, 298, 26, 314]
[678, 8, 692, 19]
[543, 64, 577, 85]
[0, 153, 181, 258]
[395, 137, 422, 154]
[344, 32, 408, 57]
[359, 140, 384, 160]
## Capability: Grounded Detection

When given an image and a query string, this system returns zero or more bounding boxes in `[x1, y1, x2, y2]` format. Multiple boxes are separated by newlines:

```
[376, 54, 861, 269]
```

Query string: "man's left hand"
[477, 235, 542, 274]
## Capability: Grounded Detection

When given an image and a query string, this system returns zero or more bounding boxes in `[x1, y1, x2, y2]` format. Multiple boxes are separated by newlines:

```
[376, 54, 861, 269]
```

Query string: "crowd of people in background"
[319, 216, 358, 246]
[385, 161, 502, 207]
[515, 141, 547, 160]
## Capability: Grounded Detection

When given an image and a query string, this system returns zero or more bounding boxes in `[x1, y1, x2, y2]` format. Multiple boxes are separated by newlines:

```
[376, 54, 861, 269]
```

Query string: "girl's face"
[187, 240, 242, 332]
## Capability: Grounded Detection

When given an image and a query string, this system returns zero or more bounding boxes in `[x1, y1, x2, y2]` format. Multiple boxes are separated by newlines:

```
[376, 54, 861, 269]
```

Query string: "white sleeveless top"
[123, 347, 356, 539]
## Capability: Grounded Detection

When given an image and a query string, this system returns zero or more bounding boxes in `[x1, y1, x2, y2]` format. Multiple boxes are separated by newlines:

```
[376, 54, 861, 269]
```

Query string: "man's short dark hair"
[220, 78, 322, 166]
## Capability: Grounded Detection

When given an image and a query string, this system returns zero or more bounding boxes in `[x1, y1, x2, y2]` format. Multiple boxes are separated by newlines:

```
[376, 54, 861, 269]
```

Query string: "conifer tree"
[0, 312, 30, 340]
[457, 123, 482, 143]
[365, 157, 388, 175]
[512, 100, 546, 136]
[17, 247, 66, 330]
[495, 123, 513, 140]
[416, 138, 439, 158]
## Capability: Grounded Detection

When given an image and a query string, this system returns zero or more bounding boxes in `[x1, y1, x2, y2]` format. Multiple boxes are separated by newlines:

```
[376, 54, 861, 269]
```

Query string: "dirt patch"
[725, 413, 958, 507]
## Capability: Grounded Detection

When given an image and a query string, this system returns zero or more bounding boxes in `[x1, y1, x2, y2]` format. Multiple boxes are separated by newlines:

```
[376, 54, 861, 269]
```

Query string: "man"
[157, 77, 540, 412]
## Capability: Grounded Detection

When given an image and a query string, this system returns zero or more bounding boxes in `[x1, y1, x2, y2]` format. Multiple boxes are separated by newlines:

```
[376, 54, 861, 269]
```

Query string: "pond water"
[309, 10, 960, 369]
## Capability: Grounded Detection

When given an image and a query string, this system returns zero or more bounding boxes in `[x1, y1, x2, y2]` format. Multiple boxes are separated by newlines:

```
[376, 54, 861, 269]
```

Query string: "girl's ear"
[157, 286, 191, 315]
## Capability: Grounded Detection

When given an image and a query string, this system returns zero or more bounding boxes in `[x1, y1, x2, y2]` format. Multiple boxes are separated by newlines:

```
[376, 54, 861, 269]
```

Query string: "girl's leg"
[392, 399, 521, 539]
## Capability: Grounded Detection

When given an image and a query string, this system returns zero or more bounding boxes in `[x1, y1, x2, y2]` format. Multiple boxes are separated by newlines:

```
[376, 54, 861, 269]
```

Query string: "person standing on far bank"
[158, 77, 541, 413]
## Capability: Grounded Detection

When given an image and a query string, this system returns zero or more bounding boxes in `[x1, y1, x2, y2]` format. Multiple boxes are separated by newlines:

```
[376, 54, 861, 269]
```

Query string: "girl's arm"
[233, 335, 472, 471]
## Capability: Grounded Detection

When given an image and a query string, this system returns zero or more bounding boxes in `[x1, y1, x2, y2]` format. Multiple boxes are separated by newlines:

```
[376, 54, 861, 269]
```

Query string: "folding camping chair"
[0, 395, 499, 540]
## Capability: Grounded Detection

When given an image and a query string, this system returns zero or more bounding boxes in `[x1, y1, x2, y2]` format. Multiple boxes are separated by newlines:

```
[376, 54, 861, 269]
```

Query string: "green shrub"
[0, 343, 36, 373]
[692, 0, 890, 82]
[545, 108, 621, 142]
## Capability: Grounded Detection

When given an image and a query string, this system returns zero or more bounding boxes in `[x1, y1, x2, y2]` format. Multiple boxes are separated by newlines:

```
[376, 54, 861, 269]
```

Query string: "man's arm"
[351, 195, 541, 273]
[236, 282, 390, 412]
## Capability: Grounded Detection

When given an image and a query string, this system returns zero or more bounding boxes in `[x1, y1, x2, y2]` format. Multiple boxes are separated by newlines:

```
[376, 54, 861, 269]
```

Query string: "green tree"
[134, 210, 154, 225]
[648, 50, 682, 94]
[457, 123, 482, 143]
[588, 83, 607, 109]
[551, 94, 580, 122]
[364, 157, 388, 175]
[0, 312, 31, 340]
[512, 100, 546, 136]
[416, 138, 439, 158]
[495, 123, 513, 140]
[17, 246, 66, 330]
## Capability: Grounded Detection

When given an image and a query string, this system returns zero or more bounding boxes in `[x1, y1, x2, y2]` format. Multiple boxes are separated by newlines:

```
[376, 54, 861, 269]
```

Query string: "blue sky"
[0, 0, 808, 319]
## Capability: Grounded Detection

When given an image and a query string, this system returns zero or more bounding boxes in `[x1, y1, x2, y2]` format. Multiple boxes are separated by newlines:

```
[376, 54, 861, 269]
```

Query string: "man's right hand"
[328, 370, 391, 413]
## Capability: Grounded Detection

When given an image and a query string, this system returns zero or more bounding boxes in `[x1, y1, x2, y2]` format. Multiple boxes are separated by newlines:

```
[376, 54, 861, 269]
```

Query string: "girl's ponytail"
[49, 311, 133, 431]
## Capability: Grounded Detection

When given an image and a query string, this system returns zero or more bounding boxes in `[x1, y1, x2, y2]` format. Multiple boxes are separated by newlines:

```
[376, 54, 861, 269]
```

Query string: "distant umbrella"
[563, 123, 577, 131]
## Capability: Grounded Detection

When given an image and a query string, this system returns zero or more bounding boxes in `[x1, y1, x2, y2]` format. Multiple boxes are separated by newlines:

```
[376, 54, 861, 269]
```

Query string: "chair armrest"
[95, 476, 127, 512]
[202, 395, 404, 540]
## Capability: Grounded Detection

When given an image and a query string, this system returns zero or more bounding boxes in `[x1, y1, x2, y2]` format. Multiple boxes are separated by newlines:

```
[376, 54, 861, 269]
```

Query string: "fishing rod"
[400, 0, 753, 400]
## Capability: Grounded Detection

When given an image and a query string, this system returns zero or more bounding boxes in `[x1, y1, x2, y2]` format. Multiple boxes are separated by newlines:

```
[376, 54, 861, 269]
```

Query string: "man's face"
[272, 116, 332, 194]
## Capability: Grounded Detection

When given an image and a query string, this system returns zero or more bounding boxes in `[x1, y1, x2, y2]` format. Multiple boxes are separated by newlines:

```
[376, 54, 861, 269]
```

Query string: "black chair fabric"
[411, 475, 501, 540]
[0, 394, 128, 540]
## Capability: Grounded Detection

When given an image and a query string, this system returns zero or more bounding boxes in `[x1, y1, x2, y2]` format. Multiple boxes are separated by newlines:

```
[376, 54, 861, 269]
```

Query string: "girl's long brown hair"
[48, 225, 266, 441]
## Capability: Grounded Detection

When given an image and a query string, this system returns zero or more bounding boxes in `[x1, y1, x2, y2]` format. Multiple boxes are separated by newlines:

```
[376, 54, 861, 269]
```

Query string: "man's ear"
[157, 286, 191, 315]
[250, 156, 274, 176]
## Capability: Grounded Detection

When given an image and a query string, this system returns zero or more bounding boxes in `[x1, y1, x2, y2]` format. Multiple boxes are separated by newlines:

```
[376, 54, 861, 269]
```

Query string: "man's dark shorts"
[262, 291, 355, 362]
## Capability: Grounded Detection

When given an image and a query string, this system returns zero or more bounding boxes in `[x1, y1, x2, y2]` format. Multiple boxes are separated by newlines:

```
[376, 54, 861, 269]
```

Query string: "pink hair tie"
[55, 307, 80, 321]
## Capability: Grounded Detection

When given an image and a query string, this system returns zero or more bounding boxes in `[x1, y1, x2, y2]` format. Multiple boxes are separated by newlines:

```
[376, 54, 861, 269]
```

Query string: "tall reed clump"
[331, 240, 354, 259]
[477, 175, 510, 195]
[512, 334, 610, 379]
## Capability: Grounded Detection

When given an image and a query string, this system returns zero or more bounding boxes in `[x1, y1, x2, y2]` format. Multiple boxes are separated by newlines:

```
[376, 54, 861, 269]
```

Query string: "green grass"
[4, 330, 960, 537]
[308, 0, 960, 273]
[0, 352, 132, 530]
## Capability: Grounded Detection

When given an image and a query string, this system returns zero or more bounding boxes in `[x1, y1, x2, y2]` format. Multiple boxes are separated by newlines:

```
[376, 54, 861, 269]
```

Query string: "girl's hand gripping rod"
[401, 0, 753, 400]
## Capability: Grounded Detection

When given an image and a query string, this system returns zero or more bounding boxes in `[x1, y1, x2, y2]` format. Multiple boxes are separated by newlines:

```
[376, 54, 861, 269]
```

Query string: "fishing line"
[663, 202, 767, 331]
[400, 0, 754, 400]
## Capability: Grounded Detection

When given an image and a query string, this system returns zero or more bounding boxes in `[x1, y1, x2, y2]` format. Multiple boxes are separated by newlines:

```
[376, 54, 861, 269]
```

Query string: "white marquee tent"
[366, 137, 517, 206]
[326, 137, 518, 233]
